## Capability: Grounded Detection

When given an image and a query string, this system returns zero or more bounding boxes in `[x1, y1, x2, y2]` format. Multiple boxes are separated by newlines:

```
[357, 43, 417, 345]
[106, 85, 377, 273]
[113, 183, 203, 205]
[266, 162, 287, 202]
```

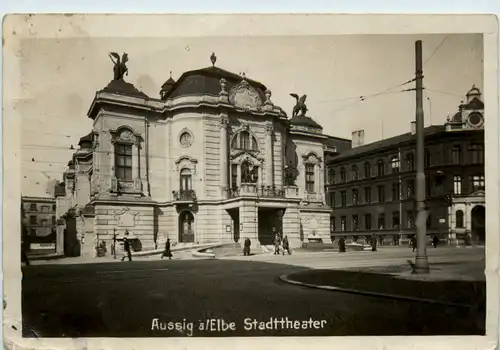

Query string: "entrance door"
[179, 211, 195, 243]
[471, 205, 486, 243]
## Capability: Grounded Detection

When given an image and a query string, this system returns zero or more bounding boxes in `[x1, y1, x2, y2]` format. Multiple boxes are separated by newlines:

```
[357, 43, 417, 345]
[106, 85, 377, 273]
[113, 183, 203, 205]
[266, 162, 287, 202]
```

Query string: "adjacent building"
[325, 85, 485, 246]
[55, 54, 338, 257]
[21, 196, 58, 253]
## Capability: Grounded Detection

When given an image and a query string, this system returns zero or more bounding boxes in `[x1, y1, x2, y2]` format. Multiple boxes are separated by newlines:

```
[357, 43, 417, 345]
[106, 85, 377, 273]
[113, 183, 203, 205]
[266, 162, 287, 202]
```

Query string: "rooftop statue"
[109, 52, 129, 81]
[290, 93, 308, 118]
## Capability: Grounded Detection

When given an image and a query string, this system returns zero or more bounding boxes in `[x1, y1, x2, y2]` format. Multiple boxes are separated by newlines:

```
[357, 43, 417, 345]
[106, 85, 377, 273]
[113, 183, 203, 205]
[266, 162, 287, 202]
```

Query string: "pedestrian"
[161, 238, 172, 260]
[411, 236, 417, 252]
[243, 237, 251, 256]
[121, 237, 132, 261]
[338, 236, 346, 253]
[282, 235, 291, 255]
[370, 233, 378, 252]
[274, 233, 281, 255]
[432, 235, 439, 248]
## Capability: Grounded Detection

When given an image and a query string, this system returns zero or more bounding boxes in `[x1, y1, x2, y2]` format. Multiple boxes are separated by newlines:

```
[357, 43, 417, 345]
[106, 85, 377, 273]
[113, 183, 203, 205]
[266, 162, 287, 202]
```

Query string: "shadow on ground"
[22, 259, 485, 338]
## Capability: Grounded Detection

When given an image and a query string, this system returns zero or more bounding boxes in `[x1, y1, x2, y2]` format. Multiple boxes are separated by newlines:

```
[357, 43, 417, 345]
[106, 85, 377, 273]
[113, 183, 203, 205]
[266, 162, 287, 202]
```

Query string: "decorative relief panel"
[229, 80, 263, 109]
[112, 208, 139, 227]
[179, 129, 194, 147]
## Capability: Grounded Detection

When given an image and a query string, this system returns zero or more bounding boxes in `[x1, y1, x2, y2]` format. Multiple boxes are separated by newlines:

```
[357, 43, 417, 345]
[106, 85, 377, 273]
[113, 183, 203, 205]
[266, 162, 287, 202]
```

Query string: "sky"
[18, 34, 483, 197]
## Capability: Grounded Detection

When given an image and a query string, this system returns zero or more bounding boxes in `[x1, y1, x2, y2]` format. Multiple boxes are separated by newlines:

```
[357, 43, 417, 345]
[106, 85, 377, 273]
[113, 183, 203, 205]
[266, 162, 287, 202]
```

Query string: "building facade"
[325, 86, 485, 246]
[21, 196, 58, 253]
[55, 54, 336, 257]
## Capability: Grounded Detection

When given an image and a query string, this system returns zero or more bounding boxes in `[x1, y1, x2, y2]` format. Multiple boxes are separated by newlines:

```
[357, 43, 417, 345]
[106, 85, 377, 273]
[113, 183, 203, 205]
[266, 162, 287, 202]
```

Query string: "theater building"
[325, 85, 485, 246]
[55, 54, 336, 257]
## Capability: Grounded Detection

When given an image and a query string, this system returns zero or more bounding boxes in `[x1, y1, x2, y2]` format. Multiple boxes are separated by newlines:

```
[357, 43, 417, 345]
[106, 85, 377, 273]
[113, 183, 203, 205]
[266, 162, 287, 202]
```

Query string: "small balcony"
[172, 189, 197, 203]
[225, 184, 295, 199]
[257, 186, 286, 198]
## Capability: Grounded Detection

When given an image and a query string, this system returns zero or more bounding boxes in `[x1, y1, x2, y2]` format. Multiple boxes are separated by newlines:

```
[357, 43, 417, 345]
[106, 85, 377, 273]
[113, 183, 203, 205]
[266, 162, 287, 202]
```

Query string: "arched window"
[377, 160, 385, 176]
[364, 162, 371, 178]
[340, 167, 346, 183]
[406, 153, 414, 171]
[351, 165, 358, 180]
[180, 168, 192, 191]
[232, 131, 258, 151]
[391, 156, 400, 174]
[241, 161, 258, 183]
[456, 210, 464, 228]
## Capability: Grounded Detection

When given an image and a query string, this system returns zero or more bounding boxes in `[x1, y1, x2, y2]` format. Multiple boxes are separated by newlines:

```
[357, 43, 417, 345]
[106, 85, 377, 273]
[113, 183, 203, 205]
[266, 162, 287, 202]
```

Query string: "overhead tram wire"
[424, 35, 449, 66]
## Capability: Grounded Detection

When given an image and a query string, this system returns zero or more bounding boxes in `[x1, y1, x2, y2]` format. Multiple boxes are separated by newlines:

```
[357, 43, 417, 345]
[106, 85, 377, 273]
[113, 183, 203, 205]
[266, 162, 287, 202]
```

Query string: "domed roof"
[101, 79, 149, 99]
[164, 66, 268, 100]
[466, 84, 481, 97]
[289, 114, 323, 130]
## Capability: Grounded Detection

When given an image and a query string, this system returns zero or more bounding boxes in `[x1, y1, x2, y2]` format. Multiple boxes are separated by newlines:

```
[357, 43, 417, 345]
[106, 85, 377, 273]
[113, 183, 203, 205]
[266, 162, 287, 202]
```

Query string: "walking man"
[282, 235, 291, 255]
[161, 238, 172, 260]
[243, 237, 251, 256]
[121, 237, 132, 261]
[411, 236, 417, 252]
[370, 233, 378, 252]
[274, 233, 281, 255]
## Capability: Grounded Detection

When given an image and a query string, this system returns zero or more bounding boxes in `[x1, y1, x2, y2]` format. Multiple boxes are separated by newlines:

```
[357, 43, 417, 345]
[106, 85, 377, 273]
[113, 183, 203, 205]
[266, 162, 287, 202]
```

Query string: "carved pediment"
[229, 80, 263, 109]
[231, 151, 263, 165]
[174, 155, 198, 173]
[302, 151, 322, 164]
[470, 190, 485, 197]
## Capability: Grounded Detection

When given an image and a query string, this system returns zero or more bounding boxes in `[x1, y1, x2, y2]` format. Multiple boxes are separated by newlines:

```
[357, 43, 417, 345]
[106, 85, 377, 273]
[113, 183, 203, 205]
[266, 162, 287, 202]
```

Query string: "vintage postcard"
[2, 13, 499, 350]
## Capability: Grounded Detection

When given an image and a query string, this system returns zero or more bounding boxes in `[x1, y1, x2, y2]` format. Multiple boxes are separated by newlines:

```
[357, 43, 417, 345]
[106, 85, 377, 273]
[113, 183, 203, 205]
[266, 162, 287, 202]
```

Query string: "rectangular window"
[29, 203, 37, 211]
[392, 211, 400, 229]
[231, 164, 238, 188]
[330, 217, 336, 232]
[41, 206, 49, 213]
[364, 214, 372, 230]
[391, 183, 400, 201]
[352, 215, 359, 231]
[115, 143, 133, 181]
[340, 216, 346, 231]
[29, 216, 37, 225]
[426, 175, 432, 197]
[452, 145, 462, 164]
[406, 179, 415, 198]
[305, 164, 315, 193]
[52, 216, 56, 225]
[377, 185, 385, 202]
[341, 191, 346, 207]
[328, 168, 335, 184]
[471, 175, 485, 192]
[453, 175, 462, 195]
[469, 144, 484, 164]
[29, 228, 36, 236]
[352, 189, 358, 205]
[364, 187, 371, 203]
[327, 191, 336, 207]
[52, 204, 56, 211]
[406, 210, 415, 228]
[378, 214, 385, 230]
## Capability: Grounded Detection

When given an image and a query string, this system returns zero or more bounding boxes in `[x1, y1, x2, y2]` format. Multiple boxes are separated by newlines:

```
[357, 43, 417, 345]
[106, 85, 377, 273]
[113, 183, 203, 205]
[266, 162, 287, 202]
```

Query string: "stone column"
[132, 143, 139, 180]
[265, 123, 274, 187]
[220, 116, 229, 192]
[239, 200, 258, 245]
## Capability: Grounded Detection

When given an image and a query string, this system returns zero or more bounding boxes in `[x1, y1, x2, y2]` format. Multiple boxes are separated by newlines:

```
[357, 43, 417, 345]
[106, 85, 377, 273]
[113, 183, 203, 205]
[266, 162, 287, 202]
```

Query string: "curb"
[279, 273, 473, 309]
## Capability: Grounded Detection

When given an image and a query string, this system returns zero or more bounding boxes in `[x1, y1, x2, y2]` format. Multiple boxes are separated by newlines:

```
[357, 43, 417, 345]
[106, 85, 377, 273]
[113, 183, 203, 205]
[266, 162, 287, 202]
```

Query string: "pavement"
[18, 246, 486, 338]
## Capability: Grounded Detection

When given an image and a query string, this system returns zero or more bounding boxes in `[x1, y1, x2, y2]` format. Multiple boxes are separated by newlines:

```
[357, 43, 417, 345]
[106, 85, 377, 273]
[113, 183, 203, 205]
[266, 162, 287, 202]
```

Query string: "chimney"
[411, 121, 416, 135]
[351, 130, 365, 148]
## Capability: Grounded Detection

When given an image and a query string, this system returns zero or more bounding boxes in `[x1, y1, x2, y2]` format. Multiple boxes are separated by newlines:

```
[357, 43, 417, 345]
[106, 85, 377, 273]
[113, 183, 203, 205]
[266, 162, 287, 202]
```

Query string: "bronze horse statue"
[290, 93, 308, 118]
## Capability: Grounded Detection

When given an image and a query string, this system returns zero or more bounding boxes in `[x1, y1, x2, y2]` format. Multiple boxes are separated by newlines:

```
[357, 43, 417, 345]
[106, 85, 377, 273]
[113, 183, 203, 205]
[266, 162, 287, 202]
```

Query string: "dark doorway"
[63, 218, 80, 257]
[228, 209, 240, 243]
[179, 211, 195, 243]
[258, 208, 285, 245]
[471, 205, 486, 243]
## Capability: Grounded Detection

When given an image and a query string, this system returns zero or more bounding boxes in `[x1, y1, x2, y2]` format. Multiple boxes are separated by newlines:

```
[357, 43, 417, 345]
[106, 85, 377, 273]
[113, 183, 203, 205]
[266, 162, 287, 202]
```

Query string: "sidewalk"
[280, 259, 485, 307]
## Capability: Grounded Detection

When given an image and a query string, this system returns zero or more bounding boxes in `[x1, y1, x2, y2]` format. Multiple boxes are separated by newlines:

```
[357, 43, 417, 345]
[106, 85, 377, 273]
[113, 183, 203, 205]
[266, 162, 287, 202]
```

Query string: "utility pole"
[414, 40, 430, 274]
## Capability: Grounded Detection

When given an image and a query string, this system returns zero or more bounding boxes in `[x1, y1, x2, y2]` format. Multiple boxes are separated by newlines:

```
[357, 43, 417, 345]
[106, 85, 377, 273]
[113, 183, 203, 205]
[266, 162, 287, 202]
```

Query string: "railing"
[172, 189, 197, 202]
[225, 184, 294, 199]
[257, 186, 286, 198]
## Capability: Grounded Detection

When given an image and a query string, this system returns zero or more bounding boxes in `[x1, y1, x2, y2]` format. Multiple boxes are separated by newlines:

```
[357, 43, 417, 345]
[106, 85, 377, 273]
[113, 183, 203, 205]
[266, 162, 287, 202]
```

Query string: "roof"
[161, 77, 176, 89]
[461, 97, 484, 110]
[165, 66, 268, 100]
[78, 132, 93, 147]
[101, 79, 149, 99]
[289, 114, 323, 129]
[329, 125, 447, 162]
[21, 196, 56, 203]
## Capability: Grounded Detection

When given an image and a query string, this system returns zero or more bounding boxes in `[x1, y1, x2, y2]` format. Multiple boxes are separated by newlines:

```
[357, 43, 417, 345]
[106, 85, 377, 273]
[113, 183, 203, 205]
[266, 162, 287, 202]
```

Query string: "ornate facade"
[56, 55, 335, 256]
